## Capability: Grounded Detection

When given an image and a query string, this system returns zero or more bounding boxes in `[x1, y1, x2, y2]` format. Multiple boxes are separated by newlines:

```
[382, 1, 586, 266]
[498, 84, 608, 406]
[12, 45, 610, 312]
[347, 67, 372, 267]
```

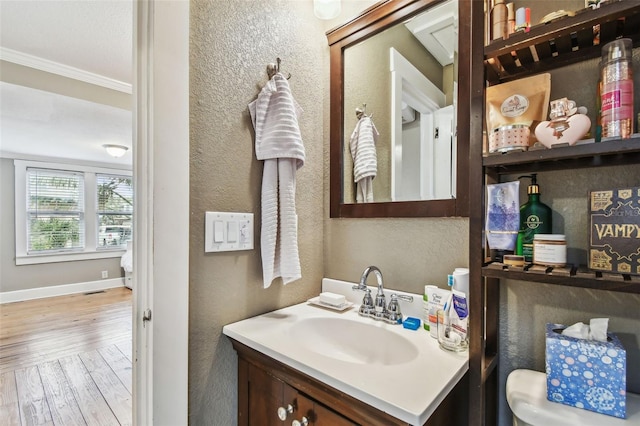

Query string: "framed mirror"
[327, 0, 470, 218]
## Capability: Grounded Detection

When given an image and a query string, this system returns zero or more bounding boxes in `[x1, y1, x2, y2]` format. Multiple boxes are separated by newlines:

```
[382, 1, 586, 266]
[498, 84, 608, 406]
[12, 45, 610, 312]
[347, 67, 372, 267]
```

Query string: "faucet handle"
[385, 294, 414, 324]
[393, 293, 413, 302]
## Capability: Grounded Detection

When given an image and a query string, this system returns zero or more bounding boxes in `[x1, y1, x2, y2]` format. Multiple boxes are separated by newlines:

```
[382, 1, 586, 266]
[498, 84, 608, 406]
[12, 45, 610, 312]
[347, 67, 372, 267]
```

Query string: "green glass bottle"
[517, 174, 552, 262]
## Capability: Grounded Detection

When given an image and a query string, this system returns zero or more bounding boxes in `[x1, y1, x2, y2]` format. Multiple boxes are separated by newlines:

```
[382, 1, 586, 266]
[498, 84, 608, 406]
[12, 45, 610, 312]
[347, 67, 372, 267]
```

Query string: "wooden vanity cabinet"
[231, 339, 469, 426]
[233, 339, 402, 426]
[243, 360, 355, 426]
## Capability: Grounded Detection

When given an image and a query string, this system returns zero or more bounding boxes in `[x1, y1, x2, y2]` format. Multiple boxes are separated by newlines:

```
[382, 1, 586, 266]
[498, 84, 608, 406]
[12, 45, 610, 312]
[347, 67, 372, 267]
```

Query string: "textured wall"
[0, 158, 123, 292]
[324, 217, 469, 294]
[189, 1, 329, 424]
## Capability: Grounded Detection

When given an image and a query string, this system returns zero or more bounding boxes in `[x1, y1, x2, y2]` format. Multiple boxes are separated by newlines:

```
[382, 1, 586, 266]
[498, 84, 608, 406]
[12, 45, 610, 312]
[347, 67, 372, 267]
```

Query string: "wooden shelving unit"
[483, 136, 640, 173]
[482, 263, 640, 294]
[484, 1, 640, 85]
[468, 1, 640, 425]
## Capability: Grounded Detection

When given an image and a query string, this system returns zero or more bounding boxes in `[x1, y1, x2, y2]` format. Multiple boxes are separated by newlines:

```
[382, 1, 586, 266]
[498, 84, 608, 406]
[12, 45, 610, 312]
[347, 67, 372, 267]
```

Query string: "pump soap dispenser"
[517, 174, 552, 262]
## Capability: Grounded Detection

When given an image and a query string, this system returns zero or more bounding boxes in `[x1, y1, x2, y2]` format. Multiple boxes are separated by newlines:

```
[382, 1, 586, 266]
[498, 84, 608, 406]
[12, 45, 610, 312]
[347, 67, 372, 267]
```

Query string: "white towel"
[356, 177, 373, 203]
[349, 116, 378, 202]
[249, 72, 305, 288]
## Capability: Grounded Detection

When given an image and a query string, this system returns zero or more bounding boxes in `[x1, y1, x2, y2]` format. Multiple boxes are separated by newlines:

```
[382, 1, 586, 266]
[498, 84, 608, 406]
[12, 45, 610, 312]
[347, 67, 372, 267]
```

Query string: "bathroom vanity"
[229, 340, 468, 426]
[231, 341, 397, 425]
[223, 280, 469, 426]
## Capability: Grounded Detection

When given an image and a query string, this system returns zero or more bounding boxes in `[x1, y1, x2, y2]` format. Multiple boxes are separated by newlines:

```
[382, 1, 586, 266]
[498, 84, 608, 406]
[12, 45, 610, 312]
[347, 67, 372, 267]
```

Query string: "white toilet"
[507, 369, 640, 425]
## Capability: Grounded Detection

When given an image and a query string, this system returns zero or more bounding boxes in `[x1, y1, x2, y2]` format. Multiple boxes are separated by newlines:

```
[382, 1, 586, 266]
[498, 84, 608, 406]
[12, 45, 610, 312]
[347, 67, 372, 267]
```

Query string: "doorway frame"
[133, 1, 189, 424]
[389, 47, 445, 201]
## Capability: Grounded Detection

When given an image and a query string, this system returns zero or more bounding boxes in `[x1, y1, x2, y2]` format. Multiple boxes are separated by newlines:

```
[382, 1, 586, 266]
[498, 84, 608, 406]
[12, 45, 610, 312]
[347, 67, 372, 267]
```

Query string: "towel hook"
[355, 103, 368, 120]
[267, 57, 291, 80]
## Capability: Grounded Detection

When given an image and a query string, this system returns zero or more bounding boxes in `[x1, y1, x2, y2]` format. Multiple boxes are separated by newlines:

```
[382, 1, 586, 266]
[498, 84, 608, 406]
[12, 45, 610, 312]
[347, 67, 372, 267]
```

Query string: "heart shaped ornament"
[535, 113, 591, 148]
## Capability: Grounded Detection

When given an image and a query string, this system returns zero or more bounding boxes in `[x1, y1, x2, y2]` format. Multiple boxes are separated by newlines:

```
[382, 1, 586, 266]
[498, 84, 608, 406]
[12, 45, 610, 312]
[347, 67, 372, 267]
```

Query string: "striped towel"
[249, 73, 305, 288]
[350, 116, 378, 182]
[349, 116, 378, 202]
[250, 73, 305, 168]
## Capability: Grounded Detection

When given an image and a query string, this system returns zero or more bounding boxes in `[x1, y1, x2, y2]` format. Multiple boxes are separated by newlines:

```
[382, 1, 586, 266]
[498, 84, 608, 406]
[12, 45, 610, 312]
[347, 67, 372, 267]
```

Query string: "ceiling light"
[103, 144, 129, 158]
[314, 0, 341, 20]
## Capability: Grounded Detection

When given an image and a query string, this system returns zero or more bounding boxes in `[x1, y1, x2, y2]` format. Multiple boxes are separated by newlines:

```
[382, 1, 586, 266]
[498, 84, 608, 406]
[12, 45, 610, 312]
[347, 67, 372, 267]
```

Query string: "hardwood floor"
[0, 287, 132, 425]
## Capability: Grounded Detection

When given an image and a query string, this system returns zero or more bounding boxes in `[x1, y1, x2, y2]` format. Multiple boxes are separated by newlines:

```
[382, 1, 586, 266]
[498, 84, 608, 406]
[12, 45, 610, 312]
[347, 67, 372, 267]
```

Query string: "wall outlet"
[101, 270, 109, 279]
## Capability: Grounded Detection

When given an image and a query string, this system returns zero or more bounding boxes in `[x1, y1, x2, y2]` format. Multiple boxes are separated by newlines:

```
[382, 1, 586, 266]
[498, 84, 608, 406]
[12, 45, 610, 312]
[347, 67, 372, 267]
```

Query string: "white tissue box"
[545, 323, 627, 419]
[319, 292, 346, 307]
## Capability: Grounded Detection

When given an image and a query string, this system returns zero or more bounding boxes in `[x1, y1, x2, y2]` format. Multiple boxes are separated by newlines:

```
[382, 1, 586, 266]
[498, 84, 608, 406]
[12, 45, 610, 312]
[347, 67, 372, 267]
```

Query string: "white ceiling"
[0, 0, 133, 166]
[405, 0, 458, 67]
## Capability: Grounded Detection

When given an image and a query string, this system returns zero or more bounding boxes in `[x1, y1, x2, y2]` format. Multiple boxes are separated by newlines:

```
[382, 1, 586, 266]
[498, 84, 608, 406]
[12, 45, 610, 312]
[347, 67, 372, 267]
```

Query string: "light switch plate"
[205, 212, 254, 252]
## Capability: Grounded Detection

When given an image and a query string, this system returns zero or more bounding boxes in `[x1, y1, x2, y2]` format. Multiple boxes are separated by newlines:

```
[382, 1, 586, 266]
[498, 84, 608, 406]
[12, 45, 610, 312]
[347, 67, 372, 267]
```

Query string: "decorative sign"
[589, 187, 640, 275]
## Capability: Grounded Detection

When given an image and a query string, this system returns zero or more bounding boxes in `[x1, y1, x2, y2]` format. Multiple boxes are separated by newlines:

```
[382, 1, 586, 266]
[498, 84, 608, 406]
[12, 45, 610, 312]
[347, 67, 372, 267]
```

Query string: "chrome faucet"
[353, 266, 414, 323]
[352, 265, 384, 317]
[353, 266, 387, 319]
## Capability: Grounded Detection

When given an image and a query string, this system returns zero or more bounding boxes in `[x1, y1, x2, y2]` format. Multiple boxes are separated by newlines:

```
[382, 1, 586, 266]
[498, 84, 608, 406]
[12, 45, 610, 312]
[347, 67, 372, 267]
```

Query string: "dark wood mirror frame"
[327, 0, 470, 218]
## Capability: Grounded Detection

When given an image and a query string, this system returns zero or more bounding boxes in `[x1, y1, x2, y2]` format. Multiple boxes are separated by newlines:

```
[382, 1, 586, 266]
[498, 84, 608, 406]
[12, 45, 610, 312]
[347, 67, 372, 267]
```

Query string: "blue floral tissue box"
[545, 323, 626, 418]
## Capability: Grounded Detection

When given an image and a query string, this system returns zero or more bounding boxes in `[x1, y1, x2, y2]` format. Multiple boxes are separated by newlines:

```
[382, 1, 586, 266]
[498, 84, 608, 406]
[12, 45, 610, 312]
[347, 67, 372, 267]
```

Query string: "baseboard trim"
[0, 278, 125, 304]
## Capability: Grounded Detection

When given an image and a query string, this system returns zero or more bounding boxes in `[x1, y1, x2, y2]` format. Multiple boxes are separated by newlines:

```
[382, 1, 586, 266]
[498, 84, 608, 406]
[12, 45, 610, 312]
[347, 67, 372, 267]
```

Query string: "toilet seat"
[507, 369, 640, 425]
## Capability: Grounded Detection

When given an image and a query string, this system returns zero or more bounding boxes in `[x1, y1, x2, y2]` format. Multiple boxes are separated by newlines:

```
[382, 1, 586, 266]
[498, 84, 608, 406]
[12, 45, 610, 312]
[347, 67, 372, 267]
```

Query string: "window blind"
[97, 173, 133, 248]
[26, 168, 85, 253]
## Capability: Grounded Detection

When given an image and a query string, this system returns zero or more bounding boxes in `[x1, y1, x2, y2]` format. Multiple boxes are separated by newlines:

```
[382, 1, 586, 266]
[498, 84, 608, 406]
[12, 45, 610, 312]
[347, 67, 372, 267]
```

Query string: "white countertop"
[222, 278, 469, 425]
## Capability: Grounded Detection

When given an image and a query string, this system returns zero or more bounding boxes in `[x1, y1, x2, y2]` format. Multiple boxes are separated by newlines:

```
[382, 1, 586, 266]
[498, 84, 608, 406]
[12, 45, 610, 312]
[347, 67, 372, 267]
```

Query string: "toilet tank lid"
[506, 369, 640, 426]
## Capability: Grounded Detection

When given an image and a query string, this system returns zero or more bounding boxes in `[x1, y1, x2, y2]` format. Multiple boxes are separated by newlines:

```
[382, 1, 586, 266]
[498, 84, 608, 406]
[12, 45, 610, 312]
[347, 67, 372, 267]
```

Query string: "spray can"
[601, 38, 633, 139]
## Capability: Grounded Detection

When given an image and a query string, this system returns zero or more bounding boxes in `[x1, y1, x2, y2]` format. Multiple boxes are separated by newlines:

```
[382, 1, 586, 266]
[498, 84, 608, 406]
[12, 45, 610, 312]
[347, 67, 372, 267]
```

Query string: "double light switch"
[205, 212, 254, 252]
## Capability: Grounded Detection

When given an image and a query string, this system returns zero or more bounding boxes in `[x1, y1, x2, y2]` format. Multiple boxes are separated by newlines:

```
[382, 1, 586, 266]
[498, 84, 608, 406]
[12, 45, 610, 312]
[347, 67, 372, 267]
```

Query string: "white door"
[134, 1, 189, 424]
[431, 105, 454, 200]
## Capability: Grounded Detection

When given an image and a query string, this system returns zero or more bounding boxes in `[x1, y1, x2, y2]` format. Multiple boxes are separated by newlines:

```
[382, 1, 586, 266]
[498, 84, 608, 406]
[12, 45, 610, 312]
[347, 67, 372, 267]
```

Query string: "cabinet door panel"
[284, 382, 357, 426]
[312, 403, 358, 426]
[247, 364, 284, 425]
[283, 383, 313, 425]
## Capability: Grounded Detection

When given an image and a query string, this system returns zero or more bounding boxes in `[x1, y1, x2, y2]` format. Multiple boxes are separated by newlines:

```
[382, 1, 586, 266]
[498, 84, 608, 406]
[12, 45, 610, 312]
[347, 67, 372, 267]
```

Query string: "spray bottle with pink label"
[601, 38, 633, 139]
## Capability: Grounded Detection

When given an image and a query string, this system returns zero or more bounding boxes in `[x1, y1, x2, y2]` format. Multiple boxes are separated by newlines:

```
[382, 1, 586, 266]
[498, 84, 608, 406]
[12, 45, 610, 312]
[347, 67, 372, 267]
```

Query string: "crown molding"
[0, 47, 132, 94]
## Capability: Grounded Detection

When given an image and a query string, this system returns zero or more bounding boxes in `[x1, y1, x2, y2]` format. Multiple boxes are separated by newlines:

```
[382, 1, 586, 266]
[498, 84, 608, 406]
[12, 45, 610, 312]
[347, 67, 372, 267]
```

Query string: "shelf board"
[484, 1, 640, 84]
[482, 353, 498, 382]
[482, 263, 640, 294]
[483, 136, 640, 174]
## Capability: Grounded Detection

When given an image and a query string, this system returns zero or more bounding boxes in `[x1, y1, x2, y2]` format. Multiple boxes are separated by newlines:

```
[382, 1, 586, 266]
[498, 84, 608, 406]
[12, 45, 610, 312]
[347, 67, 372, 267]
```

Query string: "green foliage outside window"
[27, 170, 84, 252]
[29, 216, 81, 250]
[97, 175, 133, 247]
[98, 177, 133, 214]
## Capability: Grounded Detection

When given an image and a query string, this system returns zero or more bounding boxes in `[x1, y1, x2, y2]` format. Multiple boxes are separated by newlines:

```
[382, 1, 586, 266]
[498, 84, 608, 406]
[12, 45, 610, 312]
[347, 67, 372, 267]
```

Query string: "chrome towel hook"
[355, 103, 368, 119]
[267, 57, 291, 80]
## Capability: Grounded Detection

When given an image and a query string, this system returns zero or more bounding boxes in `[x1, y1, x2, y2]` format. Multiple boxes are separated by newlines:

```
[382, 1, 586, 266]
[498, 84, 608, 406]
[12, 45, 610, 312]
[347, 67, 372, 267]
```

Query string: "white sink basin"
[223, 279, 468, 425]
[290, 317, 419, 365]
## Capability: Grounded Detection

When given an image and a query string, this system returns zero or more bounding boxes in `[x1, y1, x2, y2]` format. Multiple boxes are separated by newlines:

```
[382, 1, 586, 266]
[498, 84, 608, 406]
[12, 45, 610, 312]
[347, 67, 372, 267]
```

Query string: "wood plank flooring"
[0, 287, 132, 425]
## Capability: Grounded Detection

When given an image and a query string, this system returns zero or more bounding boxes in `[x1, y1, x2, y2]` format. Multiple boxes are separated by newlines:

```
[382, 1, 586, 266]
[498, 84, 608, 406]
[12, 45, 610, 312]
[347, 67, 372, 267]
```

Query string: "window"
[26, 168, 85, 253]
[14, 160, 133, 265]
[97, 174, 133, 249]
